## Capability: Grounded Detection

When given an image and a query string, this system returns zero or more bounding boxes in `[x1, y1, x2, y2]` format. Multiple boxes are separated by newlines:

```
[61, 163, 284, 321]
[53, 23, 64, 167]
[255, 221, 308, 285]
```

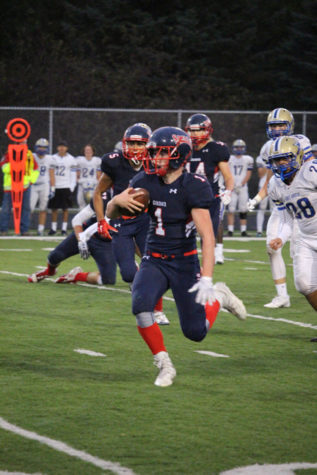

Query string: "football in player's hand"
[120, 188, 150, 217]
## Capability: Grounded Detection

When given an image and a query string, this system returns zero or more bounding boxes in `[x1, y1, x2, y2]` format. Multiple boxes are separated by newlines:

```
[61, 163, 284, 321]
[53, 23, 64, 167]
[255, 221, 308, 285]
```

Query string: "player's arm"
[188, 208, 216, 306]
[248, 169, 273, 210]
[242, 169, 252, 186]
[106, 187, 145, 219]
[192, 208, 215, 278]
[93, 173, 113, 222]
[218, 161, 234, 205]
[218, 161, 234, 191]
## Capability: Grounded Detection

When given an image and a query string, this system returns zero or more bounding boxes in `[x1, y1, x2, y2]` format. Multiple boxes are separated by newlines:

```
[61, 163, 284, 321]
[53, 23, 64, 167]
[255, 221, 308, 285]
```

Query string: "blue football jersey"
[189, 141, 230, 196]
[100, 151, 142, 196]
[130, 170, 213, 254]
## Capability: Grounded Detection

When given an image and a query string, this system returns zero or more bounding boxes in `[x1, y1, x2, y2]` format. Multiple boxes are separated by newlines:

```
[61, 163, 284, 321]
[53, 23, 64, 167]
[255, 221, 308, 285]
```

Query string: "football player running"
[248, 108, 313, 308]
[93, 123, 169, 325]
[268, 136, 317, 311]
[106, 127, 246, 387]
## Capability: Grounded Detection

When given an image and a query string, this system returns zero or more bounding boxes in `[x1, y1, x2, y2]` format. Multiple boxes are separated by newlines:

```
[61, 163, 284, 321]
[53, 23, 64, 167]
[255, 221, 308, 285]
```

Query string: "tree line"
[1, 0, 317, 110]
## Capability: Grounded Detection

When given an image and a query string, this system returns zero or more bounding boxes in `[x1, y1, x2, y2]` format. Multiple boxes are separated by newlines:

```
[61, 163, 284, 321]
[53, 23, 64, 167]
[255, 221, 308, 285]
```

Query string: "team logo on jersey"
[169, 188, 177, 194]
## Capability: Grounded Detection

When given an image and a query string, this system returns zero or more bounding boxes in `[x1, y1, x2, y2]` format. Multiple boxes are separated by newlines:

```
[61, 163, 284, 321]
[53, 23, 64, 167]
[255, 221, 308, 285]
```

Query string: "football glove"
[247, 194, 262, 211]
[97, 219, 118, 240]
[220, 189, 232, 206]
[78, 240, 90, 260]
[48, 187, 55, 199]
[188, 276, 216, 306]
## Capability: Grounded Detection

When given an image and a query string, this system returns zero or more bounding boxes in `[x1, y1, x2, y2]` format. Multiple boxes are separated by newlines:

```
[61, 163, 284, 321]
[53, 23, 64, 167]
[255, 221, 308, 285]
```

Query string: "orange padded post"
[6, 118, 31, 234]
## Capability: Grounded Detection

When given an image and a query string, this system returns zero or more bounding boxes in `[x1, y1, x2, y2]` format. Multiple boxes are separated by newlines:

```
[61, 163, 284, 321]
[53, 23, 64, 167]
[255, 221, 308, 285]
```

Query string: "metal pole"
[49, 109, 53, 154]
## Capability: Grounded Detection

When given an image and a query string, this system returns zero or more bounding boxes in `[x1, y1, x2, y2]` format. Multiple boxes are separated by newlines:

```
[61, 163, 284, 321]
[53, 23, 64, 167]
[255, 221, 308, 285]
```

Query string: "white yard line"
[195, 350, 229, 358]
[74, 349, 106, 357]
[1, 270, 316, 331]
[0, 417, 137, 475]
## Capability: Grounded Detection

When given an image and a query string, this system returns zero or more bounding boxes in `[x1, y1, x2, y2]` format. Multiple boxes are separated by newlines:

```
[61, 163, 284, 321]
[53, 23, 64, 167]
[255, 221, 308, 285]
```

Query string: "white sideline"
[0, 417, 137, 475]
[1, 270, 317, 331]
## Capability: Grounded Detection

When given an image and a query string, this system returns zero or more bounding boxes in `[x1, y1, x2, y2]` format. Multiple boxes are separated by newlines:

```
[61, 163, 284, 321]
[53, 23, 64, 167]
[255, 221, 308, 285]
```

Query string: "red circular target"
[6, 118, 31, 142]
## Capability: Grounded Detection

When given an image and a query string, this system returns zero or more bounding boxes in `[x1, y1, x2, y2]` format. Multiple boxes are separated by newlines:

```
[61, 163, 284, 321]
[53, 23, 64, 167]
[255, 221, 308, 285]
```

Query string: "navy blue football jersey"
[100, 151, 142, 196]
[189, 141, 230, 196]
[130, 170, 213, 254]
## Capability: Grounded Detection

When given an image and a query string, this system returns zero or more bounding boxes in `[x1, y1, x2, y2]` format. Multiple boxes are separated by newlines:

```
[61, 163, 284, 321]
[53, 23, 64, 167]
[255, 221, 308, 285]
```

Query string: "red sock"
[205, 299, 220, 330]
[138, 323, 166, 355]
[47, 264, 57, 276]
[74, 272, 89, 282]
[154, 296, 163, 312]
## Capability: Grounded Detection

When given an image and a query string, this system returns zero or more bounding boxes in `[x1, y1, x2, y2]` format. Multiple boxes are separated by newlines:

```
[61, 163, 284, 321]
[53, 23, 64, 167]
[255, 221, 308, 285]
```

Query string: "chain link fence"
[1, 107, 317, 229]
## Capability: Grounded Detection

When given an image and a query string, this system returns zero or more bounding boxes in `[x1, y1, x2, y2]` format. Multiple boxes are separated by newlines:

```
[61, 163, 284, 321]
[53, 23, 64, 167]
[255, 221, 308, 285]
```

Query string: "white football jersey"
[260, 134, 312, 167]
[33, 153, 54, 185]
[51, 153, 77, 189]
[76, 155, 101, 188]
[268, 159, 317, 240]
[228, 154, 254, 187]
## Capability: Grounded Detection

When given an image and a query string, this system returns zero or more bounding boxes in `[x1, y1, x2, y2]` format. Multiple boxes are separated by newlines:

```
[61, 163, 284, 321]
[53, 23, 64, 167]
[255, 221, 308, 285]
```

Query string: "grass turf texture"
[0, 237, 316, 475]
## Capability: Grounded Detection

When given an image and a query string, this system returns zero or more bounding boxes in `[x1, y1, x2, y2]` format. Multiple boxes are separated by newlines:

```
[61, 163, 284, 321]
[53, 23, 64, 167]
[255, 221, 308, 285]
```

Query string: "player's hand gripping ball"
[120, 188, 150, 217]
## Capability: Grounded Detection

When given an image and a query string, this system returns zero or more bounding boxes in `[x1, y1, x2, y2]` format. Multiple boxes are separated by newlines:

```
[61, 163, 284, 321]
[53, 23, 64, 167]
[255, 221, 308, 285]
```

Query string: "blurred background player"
[227, 139, 254, 237]
[93, 123, 169, 325]
[268, 136, 317, 311]
[255, 152, 273, 237]
[28, 197, 117, 285]
[312, 143, 317, 159]
[30, 138, 55, 236]
[248, 108, 313, 308]
[185, 113, 234, 258]
[48, 141, 77, 236]
[0, 139, 39, 236]
[76, 144, 101, 209]
[106, 126, 246, 387]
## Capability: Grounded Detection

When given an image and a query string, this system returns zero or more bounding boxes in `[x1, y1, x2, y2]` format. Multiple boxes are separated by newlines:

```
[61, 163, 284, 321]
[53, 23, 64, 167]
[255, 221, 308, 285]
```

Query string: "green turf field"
[0, 236, 316, 475]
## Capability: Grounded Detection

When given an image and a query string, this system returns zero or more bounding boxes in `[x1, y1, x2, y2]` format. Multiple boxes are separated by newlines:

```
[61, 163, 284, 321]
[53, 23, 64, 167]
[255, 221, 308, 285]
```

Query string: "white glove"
[247, 194, 262, 211]
[220, 189, 231, 206]
[78, 240, 90, 260]
[188, 276, 216, 306]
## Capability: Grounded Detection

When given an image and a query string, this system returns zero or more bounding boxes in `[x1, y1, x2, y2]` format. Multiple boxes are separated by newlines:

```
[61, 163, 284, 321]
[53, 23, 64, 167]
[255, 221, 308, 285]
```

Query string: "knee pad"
[239, 212, 247, 220]
[135, 312, 154, 328]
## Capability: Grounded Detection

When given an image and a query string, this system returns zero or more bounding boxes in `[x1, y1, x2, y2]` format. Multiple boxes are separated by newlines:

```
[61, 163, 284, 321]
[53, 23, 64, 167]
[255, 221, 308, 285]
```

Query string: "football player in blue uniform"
[93, 123, 169, 325]
[185, 113, 234, 236]
[106, 126, 246, 387]
[27, 196, 117, 285]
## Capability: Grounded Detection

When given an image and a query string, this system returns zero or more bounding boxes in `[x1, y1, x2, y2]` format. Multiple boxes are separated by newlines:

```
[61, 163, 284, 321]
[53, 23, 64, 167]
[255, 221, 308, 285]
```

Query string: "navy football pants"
[48, 232, 117, 284]
[112, 213, 149, 283]
[132, 254, 208, 342]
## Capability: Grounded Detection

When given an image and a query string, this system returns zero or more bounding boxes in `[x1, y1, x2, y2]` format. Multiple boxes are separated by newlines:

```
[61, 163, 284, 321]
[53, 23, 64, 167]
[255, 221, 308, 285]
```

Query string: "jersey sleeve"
[215, 142, 230, 163]
[185, 174, 214, 209]
[100, 152, 120, 179]
[247, 156, 254, 169]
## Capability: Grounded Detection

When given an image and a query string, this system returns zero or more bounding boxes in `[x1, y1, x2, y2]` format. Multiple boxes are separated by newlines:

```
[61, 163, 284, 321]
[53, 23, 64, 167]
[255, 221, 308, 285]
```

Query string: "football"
[120, 188, 150, 217]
